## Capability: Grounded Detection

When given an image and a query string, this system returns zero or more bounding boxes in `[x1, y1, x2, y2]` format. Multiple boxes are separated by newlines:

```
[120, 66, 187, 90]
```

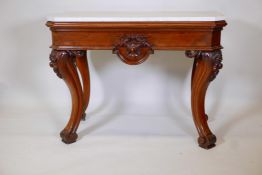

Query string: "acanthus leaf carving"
[185, 50, 223, 81]
[49, 50, 66, 79]
[49, 50, 86, 79]
[113, 35, 154, 65]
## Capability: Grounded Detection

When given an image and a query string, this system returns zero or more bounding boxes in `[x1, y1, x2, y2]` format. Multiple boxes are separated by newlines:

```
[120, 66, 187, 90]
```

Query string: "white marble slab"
[47, 11, 225, 22]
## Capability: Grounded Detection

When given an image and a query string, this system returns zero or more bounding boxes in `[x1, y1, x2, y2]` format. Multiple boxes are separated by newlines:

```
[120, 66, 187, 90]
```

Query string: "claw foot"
[198, 134, 216, 149]
[60, 130, 78, 144]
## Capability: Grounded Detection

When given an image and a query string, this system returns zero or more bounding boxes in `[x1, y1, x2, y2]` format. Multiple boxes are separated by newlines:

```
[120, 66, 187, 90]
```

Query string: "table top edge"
[47, 11, 226, 22]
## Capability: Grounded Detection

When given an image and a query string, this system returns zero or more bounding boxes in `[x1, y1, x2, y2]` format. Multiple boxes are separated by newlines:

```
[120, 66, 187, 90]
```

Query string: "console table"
[46, 12, 227, 149]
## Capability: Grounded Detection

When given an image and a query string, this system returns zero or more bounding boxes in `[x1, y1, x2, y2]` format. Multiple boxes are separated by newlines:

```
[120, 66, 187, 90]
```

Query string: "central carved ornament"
[113, 35, 154, 65]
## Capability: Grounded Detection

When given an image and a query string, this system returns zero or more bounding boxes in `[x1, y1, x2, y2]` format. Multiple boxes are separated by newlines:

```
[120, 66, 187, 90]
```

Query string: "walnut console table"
[46, 12, 227, 149]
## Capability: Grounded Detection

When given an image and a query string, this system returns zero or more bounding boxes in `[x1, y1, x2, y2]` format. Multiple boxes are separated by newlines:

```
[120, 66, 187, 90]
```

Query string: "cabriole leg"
[186, 50, 223, 149]
[49, 50, 89, 144]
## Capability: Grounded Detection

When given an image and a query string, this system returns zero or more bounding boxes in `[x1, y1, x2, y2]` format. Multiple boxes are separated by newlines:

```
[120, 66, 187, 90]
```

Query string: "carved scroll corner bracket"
[49, 50, 64, 79]
[185, 50, 223, 81]
[208, 51, 223, 81]
[49, 50, 82, 79]
[113, 35, 154, 65]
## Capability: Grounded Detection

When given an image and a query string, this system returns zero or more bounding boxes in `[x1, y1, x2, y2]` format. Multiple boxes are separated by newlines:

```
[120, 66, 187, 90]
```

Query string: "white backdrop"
[1, 0, 262, 114]
[0, 0, 261, 133]
[1, 0, 262, 175]
[0, 0, 262, 136]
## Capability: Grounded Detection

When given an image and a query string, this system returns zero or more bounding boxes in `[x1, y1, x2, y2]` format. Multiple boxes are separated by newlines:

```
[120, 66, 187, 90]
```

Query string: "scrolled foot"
[60, 130, 78, 144]
[198, 134, 216, 149]
[81, 112, 86, 121]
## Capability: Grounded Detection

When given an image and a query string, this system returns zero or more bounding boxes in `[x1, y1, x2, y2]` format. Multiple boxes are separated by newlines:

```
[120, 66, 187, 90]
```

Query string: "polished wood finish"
[49, 50, 89, 143]
[186, 50, 223, 149]
[46, 21, 226, 51]
[75, 51, 90, 120]
[47, 20, 226, 149]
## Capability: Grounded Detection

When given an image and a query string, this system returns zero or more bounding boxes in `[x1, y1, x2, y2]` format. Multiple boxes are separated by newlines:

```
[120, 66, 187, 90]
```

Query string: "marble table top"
[47, 11, 225, 22]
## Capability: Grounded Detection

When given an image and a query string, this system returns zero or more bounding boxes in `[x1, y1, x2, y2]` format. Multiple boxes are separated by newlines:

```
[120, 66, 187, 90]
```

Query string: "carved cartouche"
[113, 35, 154, 65]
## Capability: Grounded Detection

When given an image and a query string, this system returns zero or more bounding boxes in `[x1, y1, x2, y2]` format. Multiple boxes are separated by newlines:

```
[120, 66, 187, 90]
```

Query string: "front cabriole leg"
[49, 50, 84, 144]
[186, 50, 223, 149]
